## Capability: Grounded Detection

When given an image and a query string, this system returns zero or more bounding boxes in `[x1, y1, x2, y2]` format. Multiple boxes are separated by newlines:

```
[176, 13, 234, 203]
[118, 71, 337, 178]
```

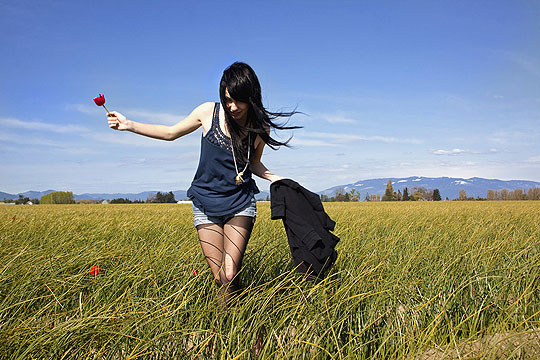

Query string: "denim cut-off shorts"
[192, 197, 257, 228]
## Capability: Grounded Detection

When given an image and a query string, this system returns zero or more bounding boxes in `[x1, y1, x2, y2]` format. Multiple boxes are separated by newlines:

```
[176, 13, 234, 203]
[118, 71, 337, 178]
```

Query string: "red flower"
[90, 265, 101, 276]
[11, 216, 15, 221]
[93, 94, 106, 106]
[93, 93, 111, 114]
[191, 269, 198, 277]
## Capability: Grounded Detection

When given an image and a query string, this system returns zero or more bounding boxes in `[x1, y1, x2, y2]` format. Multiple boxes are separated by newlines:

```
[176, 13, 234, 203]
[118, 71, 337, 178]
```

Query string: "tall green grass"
[0, 201, 539, 359]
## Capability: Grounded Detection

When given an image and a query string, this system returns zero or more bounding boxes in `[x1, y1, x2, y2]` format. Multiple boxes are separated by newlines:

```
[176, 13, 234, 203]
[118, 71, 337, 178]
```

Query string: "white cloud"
[288, 137, 339, 147]
[433, 148, 503, 156]
[0, 131, 65, 147]
[87, 131, 200, 148]
[299, 131, 422, 145]
[0, 115, 200, 149]
[316, 113, 358, 124]
[0, 117, 90, 134]
[433, 148, 467, 155]
[68, 104, 187, 125]
[65, 104, 102, 115]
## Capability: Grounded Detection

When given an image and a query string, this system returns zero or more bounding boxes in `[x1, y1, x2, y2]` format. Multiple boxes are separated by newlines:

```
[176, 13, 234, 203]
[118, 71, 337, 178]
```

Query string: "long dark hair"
[219, 62, 302, 162]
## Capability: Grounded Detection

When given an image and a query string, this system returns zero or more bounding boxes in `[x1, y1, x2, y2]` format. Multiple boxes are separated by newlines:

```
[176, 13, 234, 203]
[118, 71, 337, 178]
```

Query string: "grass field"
[1, 201, 539, 359]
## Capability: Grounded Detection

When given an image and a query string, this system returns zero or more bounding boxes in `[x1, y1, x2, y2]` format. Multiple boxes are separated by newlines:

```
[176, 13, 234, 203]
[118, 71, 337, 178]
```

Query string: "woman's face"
[224, 88, 249, 122]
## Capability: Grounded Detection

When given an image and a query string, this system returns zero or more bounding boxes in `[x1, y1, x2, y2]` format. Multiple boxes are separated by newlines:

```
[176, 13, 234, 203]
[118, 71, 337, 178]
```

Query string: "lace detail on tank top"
[205, 103, 251, 156]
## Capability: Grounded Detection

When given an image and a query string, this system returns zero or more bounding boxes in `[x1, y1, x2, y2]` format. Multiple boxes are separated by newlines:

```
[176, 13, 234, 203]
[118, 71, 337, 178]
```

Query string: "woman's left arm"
[250, 136, 285, 183]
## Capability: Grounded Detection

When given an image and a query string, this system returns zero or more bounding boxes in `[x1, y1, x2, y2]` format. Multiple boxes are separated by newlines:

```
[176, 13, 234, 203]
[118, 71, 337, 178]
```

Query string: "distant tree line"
[486, 188, 540, 201]
[320, 180, 443, 202]
[379, 180, 442, 201]
[2, 195, 40, 204]
[454, 189, 484, 201]
[321, 188, 361, 202]
[380, 180, 443, 201]
[33, 191, 178, 204]
[110, 198, 145, 204]
[437, 187, 540, 201]
[41, 191, 75, 204]
[109, 191, 177, 203]
[146, 191, 177, 203]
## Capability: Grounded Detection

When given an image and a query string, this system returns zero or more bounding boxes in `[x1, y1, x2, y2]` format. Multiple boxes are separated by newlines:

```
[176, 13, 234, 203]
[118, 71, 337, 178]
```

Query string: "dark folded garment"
[270, 179, 340, 279]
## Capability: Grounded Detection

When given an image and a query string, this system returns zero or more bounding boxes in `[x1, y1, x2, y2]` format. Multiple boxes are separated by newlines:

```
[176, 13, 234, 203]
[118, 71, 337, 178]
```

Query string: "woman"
[107, 62, 299, 306]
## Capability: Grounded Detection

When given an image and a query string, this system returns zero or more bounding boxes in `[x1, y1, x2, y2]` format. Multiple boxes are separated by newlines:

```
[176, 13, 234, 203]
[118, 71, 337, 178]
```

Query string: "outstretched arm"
[249, 137, 285, 183]
[107, 102, 213, 141]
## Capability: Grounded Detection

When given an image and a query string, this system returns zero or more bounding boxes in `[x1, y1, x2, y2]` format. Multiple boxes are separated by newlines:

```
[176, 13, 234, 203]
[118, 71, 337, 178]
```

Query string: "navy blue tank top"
[187, 103, 260, 216]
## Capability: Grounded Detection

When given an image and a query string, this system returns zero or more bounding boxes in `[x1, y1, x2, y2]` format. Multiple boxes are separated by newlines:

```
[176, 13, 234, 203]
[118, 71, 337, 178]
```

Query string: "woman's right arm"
[107, 102, 213, 141]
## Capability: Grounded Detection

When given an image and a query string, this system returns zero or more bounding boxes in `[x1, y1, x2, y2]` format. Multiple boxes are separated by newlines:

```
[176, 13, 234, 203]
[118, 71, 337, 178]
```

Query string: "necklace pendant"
[235, 174, 244, 185]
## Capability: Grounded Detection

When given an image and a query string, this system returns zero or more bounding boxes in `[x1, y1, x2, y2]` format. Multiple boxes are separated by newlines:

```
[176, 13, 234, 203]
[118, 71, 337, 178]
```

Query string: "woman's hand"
[270, 175, 286, 183]
[108, 111, 130, 131]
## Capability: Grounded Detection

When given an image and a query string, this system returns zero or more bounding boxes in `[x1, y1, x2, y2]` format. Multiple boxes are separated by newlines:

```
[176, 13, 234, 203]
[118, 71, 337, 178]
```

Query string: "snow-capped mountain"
[318, 176, 540, 200]
[2, 177, 539, 202]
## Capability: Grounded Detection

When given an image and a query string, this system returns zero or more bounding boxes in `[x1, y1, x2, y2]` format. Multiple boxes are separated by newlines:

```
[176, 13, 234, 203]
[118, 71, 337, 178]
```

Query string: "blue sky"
[1, 0, 539, 194]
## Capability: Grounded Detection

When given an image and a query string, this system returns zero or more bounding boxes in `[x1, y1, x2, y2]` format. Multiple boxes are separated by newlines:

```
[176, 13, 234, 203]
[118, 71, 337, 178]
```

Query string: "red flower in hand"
[93, 93, 110, 114]
[93, 94, 105, 106]
[90, 265, 101, 276]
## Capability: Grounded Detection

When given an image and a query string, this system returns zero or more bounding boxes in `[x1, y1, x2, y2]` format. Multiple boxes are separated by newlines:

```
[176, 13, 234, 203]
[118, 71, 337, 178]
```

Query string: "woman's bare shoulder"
[194, 102, 216, 134]
[192, 102, 215, 117]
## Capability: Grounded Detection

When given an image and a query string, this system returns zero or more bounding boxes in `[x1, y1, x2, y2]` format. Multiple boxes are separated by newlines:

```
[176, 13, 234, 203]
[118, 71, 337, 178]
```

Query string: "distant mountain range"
[2, 176, 540, 202]
[318, 176, 540, 200]
[0, 190, 190, 202]
[0, 189, 271, 202]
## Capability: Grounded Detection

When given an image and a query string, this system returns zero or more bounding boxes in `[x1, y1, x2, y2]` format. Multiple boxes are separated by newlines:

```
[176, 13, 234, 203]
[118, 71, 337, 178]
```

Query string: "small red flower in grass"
[90, 265, 101, 276]
[191, 269, 199, 277]
[12, 216, 16, 221]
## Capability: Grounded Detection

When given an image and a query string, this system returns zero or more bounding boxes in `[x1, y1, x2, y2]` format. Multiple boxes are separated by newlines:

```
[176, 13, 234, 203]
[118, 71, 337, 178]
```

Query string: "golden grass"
[0, 201, 539, 359]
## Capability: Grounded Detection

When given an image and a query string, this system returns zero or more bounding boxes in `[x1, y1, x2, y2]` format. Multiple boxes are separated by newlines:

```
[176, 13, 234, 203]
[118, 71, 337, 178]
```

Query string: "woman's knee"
[224, 253, 237, 281]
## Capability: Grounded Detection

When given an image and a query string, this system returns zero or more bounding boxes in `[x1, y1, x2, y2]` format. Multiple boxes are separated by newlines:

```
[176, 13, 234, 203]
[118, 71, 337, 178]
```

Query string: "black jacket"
[270, 179, 339, 279]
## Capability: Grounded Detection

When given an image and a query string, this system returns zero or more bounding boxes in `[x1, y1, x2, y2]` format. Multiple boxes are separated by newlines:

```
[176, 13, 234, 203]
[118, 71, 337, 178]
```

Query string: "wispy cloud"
[507, 52, 540, 78]
[88, 132, 200, 148]
[0, 116, 199, 148]
[432, 148, 468, 155]
[65, 104, 102, 115]
[488, 130, 540, 144]
[315, 113, 358, 124]
[289, 137, 339, 147]
[299, 131, 422, 145]
[0, 130, 67, 147]
[68, 104, 187, 125]
[528, 155, 540, 163]
[432, 148, 500, 156]
[1, 117, 90, 134]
